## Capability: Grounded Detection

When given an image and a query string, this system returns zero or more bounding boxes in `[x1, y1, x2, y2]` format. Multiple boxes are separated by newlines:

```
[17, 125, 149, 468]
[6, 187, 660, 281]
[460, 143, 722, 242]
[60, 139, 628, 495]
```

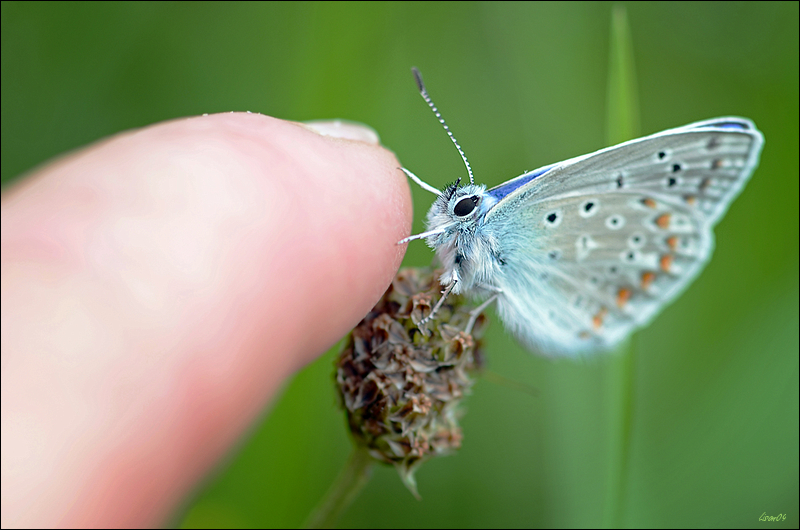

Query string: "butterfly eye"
[454, 196, 479, 217]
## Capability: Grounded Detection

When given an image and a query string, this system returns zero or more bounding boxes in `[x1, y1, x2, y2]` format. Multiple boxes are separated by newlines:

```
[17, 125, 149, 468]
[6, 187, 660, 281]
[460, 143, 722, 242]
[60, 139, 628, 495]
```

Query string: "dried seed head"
[335, 267, 488, 497]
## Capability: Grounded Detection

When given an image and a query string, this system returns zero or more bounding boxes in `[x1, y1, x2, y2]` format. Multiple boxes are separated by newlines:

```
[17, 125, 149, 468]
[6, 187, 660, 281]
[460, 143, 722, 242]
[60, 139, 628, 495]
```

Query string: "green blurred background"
[2, 2, 797, 527]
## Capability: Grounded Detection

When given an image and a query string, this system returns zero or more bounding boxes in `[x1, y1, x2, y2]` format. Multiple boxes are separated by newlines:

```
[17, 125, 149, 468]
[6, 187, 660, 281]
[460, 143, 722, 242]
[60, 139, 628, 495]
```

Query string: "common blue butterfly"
[400, 68, 764, 355]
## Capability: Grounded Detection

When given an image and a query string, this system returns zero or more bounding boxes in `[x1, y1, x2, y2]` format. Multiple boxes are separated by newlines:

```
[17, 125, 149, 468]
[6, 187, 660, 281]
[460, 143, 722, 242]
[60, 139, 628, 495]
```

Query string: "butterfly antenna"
[411, 67, 475, 185]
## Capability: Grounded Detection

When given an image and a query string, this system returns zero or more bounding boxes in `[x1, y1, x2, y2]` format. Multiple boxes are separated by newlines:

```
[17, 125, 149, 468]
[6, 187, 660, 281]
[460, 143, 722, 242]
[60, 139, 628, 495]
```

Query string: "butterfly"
[399, 68, 764, 356]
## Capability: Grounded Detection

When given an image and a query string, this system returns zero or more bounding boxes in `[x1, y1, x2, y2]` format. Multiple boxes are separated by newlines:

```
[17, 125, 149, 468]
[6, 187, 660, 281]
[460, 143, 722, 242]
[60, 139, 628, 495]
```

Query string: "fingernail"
[301, 120, 381, 145]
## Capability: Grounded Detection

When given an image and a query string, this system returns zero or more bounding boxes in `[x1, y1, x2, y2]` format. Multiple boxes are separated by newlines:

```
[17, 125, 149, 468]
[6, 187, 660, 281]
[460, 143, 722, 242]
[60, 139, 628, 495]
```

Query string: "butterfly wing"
[482, 118, 764, 355]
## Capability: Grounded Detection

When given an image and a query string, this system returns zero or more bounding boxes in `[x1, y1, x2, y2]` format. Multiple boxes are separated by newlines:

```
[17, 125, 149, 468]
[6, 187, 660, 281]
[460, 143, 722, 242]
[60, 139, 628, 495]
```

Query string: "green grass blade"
[603, 5, 640, 528]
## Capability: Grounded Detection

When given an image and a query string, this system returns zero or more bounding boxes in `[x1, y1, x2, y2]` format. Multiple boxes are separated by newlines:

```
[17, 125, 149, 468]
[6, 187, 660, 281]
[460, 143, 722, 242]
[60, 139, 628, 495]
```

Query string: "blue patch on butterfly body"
[692, 119, 751, 130]
[487, 163, 557, 201]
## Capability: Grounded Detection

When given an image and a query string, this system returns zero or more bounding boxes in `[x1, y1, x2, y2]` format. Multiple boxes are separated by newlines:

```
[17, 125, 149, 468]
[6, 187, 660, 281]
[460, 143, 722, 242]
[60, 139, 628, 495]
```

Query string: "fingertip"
[280, 117, 414, 354]
[205, 113, 413, 366]
[134, 112, 413, 365]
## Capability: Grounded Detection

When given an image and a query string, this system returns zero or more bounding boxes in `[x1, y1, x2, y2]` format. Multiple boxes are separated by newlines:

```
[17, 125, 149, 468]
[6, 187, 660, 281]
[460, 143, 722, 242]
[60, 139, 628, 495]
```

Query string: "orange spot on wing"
[656, 213, 671, 229]
[666, 236, 678, 250]
[684, 195, 696, 205]
[642, 198, 657, 208]
[592, 307, 608, 330]
[660, 254, 673, 272]
[616, 288, 632, 308]
[641, 271, 656, 290]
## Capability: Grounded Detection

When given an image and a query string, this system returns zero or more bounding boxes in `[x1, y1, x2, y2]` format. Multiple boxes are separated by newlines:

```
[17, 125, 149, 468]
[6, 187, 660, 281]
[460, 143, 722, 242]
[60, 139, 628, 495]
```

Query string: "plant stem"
[603, 5, 639, 528]
[606, 4, 640, 145]
[603, 339, 636, 528]
[303, 446, 373, 529]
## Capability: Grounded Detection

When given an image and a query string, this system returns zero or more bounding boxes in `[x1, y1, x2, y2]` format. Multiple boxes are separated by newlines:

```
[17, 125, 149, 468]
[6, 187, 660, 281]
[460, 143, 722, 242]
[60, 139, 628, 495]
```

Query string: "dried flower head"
[335, 267, 487, 497]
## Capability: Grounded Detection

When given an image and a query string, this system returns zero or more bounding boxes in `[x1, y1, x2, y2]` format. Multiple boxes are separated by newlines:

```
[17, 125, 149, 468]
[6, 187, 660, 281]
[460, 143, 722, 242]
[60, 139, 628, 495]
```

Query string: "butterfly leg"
[417, 279, 457, 331]
[465, 293, 499, 336]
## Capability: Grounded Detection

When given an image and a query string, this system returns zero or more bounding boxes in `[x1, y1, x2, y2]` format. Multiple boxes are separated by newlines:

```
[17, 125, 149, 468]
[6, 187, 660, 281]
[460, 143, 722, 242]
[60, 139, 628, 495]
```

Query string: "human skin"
[0, 113, 412, 527]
